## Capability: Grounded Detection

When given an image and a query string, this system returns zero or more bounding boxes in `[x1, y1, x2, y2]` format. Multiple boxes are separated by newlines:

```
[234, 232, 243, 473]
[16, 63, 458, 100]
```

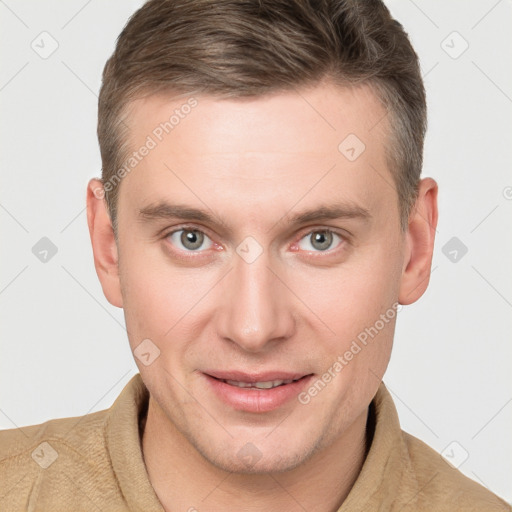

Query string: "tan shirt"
[0, 374, 509, 511]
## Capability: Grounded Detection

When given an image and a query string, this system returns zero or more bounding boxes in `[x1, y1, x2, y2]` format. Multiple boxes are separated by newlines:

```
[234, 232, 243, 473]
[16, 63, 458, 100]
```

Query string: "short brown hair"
[97, 0, 426, 234]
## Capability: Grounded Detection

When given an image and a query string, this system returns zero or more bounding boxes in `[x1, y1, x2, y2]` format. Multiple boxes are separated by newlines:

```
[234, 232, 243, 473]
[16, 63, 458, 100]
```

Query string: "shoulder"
[402, 431, 511, 511]
[0, 407, 108, 457]
[0, 409, 119, 510]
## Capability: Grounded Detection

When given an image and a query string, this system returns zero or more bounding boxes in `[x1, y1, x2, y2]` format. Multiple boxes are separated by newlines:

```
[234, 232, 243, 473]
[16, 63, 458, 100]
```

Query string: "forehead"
[125, 81, 387, 155]
[117, 82, 394, 229]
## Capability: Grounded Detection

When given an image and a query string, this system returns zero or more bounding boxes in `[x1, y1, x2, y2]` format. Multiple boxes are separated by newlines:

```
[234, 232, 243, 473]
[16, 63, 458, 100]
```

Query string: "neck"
[141, 397, 371, 512]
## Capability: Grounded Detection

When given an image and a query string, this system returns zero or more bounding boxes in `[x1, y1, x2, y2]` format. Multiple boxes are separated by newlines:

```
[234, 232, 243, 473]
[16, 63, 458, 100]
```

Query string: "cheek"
[288, 241, 401, 390]
[118, 241, 184, 342]
[294, 245, 401, 334]
[118, 240, 221, 367]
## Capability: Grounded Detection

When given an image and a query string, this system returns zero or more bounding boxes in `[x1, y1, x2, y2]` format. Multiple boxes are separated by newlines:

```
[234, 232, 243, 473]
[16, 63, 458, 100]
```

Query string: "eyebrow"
[138, 200, 371, 231]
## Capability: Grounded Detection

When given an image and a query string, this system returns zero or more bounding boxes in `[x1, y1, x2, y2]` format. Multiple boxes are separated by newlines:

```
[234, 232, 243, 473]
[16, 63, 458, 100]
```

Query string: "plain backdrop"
[1, 0, 511, 503]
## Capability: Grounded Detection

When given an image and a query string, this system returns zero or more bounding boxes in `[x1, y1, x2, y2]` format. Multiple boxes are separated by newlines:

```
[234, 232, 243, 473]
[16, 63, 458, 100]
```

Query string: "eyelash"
[161, 224, 347, 260]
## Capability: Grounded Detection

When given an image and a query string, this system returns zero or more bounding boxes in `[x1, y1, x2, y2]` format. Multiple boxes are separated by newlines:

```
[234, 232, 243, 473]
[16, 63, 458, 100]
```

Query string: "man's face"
[113, 82, 407, 472]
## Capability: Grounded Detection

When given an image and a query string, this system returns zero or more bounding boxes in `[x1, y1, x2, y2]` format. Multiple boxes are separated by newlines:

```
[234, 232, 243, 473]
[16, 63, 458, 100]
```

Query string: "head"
[87, 0, 437, 474]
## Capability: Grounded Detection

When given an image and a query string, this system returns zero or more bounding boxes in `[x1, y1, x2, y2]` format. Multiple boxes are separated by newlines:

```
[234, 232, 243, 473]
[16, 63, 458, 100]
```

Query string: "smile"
[203, 372, 314, 412]
[222, 378, 302, 389]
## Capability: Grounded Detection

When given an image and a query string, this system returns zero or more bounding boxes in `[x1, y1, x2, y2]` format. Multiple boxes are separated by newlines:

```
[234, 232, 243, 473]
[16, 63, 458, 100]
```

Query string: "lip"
[203, 370, 309, 383]
[201, 370, 314, 413]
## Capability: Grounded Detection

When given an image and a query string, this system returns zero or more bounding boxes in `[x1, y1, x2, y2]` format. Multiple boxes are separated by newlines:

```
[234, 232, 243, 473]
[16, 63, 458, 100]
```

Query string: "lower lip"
[202, 373, 314, 413]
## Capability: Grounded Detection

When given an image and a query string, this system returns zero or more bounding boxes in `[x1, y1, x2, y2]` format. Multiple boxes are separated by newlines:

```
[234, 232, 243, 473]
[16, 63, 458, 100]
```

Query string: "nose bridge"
[218, 245, 294, 352]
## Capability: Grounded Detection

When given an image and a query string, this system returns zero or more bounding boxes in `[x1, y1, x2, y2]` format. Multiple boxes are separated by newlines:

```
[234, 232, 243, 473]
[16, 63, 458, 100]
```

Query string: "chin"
[195, 438, 318, 475]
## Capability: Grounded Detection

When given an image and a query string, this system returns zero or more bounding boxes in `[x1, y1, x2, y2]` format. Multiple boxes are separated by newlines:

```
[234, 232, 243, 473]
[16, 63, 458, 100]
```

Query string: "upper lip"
[203, 370, 312, 383]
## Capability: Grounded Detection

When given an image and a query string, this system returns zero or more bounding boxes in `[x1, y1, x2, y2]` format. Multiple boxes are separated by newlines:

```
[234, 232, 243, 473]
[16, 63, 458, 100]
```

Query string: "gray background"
[1, 0, 511, 503]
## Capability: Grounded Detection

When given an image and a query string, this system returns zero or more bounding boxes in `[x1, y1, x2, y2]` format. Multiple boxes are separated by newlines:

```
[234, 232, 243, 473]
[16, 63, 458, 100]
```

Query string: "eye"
[297, 229, 343, 252]
[167, 228, 213, 252]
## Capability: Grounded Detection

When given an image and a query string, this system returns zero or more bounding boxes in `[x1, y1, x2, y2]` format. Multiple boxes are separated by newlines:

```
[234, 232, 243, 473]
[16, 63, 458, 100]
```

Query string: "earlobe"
[398, 177, 438, 305]
[86, 178, 123, 308]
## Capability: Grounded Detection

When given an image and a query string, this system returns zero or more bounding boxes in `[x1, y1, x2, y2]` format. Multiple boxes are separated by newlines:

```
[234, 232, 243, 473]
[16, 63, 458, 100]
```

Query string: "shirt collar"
[338, 381, 419, 510]
[107, 374, 164, 511]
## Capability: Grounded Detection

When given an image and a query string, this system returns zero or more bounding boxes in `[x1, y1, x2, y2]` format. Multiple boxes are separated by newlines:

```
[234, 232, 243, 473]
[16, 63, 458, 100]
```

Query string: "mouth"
[211, 375, 307, 389]
[201, 370, 314, 412]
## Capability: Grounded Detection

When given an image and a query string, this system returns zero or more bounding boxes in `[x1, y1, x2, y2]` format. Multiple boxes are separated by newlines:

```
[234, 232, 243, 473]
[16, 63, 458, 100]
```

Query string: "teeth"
[224, 378, 295, 389]
[255, 380, 282, 389]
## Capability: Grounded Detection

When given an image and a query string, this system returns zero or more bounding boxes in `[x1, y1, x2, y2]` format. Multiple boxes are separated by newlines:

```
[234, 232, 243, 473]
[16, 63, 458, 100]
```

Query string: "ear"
[86, 178, 123, 308]
[398, 177, 438, 305]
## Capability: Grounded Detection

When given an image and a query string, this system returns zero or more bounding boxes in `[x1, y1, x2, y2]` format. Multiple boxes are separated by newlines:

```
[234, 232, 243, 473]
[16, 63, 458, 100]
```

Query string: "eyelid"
[162, 224, 214, 240]
[295, 225, 348, 239]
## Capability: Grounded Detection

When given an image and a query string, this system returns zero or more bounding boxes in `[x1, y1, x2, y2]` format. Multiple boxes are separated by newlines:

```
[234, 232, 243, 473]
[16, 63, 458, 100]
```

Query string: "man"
[0, 0, 509, 510]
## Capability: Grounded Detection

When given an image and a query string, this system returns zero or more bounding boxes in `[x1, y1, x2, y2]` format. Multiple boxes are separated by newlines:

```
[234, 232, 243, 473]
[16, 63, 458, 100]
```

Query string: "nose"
[216, 246, 296, 353]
